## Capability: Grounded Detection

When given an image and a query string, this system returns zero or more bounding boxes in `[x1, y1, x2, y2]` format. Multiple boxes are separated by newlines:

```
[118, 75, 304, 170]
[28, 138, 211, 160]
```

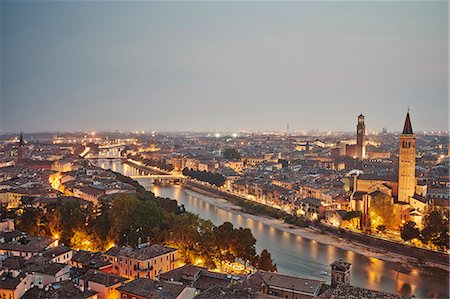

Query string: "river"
[98, 160, 449, 299]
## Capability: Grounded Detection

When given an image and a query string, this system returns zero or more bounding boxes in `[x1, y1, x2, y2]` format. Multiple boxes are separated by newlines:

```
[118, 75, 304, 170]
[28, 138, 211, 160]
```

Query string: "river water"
[98, 160, 449, 299]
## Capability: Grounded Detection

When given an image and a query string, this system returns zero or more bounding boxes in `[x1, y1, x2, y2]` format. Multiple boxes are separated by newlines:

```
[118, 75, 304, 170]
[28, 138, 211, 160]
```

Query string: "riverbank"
[183, 183, 449, 272]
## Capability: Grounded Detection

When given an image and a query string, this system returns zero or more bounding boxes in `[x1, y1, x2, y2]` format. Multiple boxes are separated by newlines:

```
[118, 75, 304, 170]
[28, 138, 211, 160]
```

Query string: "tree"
[400, 221, 420, 242]
[16, 208, 42, 235]
[230, 228, 257, 263]
[223, 148, 241, 160]
[376, 224, 387, 233]
[420, 208, 449, 250]
[255, 249, 277, 272]
[108, 194, 139, 245]
[182, 168, 225, 187]
[70, 229, 95, 251]
[369, 194, 398, 229]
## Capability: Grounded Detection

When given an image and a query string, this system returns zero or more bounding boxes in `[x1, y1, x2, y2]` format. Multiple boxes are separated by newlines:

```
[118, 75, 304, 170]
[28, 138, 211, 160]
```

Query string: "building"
[0, 271, 32, 299]
[105, 244, 179, 279]
[21, 280, 98, 299]
[330, 260, 351, 287]
[356, 114, 366, 159]
[398, 111, 416, 203]
[79, 269, 128, 299]
[17, 133, 25, 163]
[350, 111, 429, 227]
[0, 232, 54, 259]
[249, 270, 325, 298]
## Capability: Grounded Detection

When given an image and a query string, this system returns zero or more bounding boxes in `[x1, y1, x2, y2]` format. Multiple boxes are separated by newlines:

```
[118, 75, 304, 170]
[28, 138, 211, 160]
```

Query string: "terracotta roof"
[192, 271, 231, 291]
[117, 278, 186, 299]
[159, 264, 206, 285]
[42, 245, 72, 259]
[0, 272, 26, 290]
[1, 256, 25, 270]
[106, 245, 177, 261]
[0, 235, 53, 253]
[358, 174, 397, 182]
[318, 284, 402, 299]
[21, 280, 98, 299]
[194, 286, 255, 299]
[81, 269, 128, 287]
[257, 270, 324, 296]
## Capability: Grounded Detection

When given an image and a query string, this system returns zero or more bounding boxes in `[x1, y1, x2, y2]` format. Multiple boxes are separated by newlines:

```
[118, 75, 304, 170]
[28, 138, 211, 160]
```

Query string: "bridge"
[130, 174, 185, 183]
[130, 174, 184, 179]
[85, 143, 127, 159]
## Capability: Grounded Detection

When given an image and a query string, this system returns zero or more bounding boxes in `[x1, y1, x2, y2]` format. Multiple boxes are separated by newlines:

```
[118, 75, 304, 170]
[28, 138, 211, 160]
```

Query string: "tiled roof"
[117, 278, 186, 299]
[318, 284, 402, 299]
[106, 245, 177, 261]
[42, 245, 72, 259]
[21, 280, 98, 299]
[0, 272, 26, 290]
[194, 286, 255, 299]
[159, 264, 206, 285]
[81, 269, 128, 287]
[257, 270, 324, 295]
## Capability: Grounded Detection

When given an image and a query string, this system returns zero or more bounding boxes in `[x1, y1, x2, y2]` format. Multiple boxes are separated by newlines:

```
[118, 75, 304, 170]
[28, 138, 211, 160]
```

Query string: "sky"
[1, 1, 448, 133]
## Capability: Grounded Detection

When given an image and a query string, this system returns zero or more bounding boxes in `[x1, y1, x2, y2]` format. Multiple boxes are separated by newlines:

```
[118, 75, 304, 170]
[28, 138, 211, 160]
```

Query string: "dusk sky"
[1, 1, 448, 132]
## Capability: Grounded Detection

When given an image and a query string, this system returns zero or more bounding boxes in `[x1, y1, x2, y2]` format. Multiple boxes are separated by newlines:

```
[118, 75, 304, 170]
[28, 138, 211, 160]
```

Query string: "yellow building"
[105, 244, 180, 280]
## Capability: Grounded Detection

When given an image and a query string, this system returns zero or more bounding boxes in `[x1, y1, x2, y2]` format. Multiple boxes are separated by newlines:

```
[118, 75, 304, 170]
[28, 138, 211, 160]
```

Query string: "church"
[349, 112, 429, 229]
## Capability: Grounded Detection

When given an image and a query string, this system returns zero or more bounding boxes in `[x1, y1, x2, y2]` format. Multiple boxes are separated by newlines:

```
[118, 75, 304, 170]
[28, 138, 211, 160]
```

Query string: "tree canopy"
[400, 221, 420, 242]
[369, 194, 398, 229]
[420, 208, 449, 250]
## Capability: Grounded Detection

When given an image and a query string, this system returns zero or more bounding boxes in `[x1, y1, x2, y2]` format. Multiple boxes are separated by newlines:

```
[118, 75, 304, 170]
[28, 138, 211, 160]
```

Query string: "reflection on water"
[98, 160, 449, 299]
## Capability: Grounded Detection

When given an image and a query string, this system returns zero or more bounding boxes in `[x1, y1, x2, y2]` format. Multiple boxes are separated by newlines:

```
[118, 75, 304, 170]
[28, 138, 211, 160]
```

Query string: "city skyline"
[2, 1, 448, 132]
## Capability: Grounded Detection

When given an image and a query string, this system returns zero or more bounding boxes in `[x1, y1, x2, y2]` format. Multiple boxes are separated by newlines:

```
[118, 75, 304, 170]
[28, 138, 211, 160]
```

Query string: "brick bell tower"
[17, 133, 25, 163]
[356, 114, 366, 159]
[398, 111, 416, 203]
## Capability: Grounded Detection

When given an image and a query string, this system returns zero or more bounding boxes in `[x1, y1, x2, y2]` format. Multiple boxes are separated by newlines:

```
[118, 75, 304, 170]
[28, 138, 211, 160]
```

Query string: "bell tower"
[17, 133, 25, 163]
[356, 114, 366, 159]
[398, 112, 416, 203]
[330, 260, 351, 287]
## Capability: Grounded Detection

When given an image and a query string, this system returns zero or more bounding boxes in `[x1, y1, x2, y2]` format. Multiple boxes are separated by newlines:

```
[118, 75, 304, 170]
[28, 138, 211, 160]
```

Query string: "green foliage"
[16, 207, 44, 235]
[182, 168, 226, 187]
[420, 208, 449, 250]
[400, 221, 420, 242]
[254, 249, 277, 272]
[284, 215, 309, 227]
[223, 148, 241, 160]
[90, 192, 261, 268]
[369, 194, 398, 229]
[45, 200, 88, 244]
[107, 194, 163, 247]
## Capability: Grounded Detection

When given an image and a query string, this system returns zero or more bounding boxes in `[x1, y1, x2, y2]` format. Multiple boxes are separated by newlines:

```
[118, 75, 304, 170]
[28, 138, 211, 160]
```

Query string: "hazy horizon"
[2, 1, 448, 132]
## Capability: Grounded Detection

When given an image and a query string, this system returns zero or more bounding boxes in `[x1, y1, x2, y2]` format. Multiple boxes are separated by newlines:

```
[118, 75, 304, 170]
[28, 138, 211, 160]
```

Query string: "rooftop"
[117, 278, 186, 299]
